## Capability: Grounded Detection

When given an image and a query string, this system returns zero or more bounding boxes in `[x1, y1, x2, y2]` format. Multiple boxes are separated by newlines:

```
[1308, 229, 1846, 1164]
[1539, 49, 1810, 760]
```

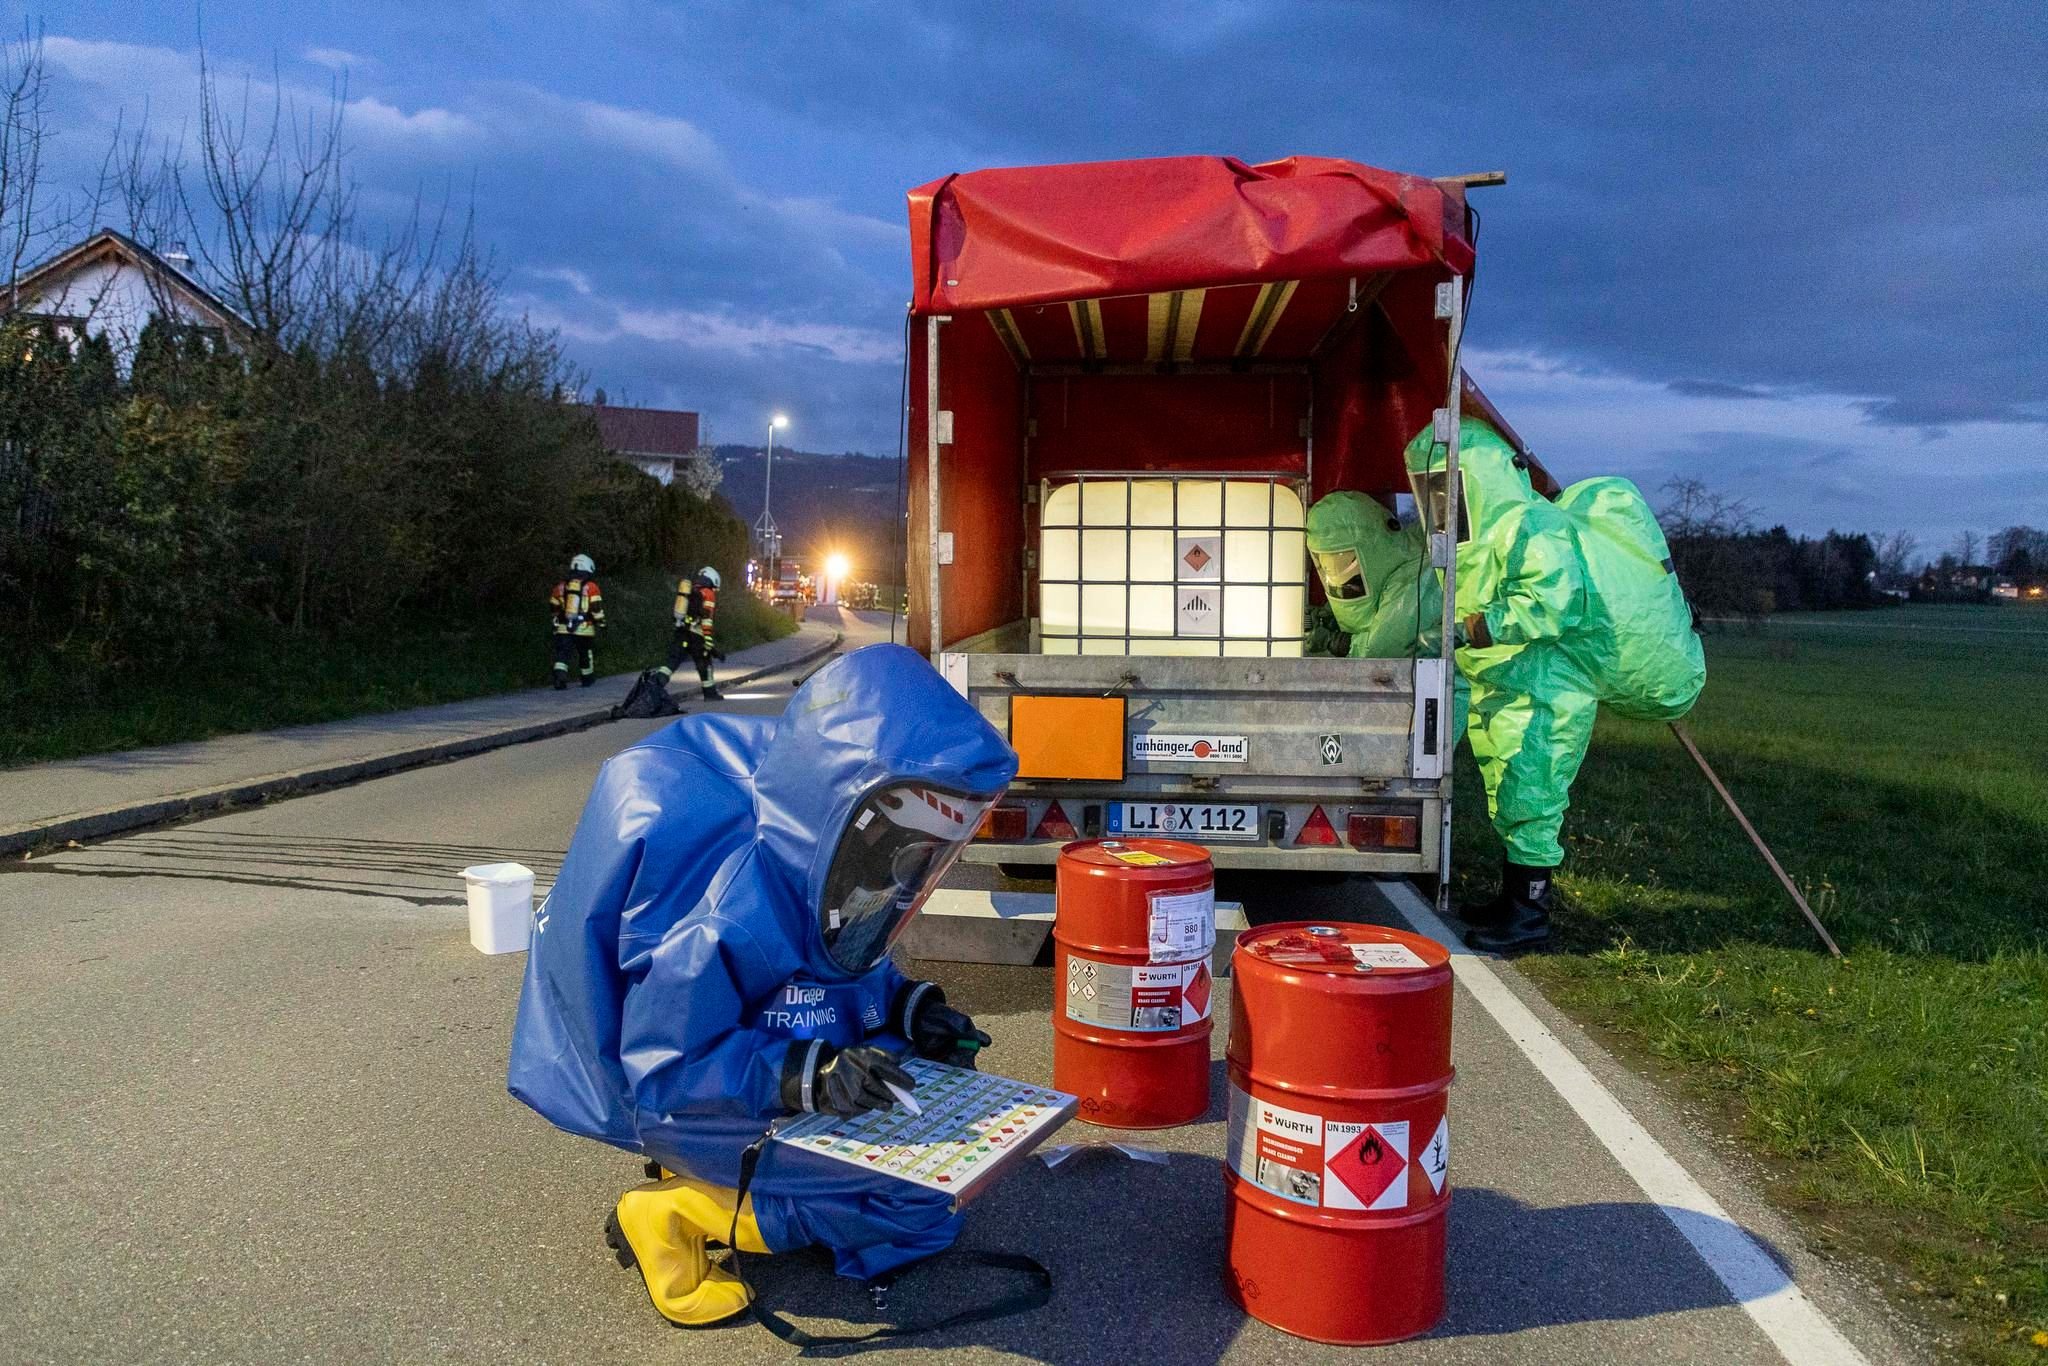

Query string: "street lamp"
[754, 413, 791, 589]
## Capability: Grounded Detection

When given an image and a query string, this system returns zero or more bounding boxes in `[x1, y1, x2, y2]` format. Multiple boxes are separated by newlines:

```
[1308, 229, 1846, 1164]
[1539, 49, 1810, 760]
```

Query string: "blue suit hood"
[751, 643, 1018, 961]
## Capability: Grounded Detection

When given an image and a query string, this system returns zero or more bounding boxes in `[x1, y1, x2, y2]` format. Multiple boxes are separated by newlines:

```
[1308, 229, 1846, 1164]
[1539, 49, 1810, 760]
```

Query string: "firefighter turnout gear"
[550, 565, 606, 688]
[656, 569, 722, 699]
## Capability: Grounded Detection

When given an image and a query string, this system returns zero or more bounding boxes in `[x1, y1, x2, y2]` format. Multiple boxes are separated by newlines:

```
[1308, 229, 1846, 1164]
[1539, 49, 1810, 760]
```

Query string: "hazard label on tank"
[1323, 1120, 1409, 1211]
[1065, 953, 1210, 1032]
[1226, 1084, 1324, 1207]
[1421, 1115, 1450, 1195]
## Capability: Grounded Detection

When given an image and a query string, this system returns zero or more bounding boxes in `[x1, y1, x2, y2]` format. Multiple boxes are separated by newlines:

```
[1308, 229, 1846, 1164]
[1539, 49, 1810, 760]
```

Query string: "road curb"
[2, 630, 842, 859]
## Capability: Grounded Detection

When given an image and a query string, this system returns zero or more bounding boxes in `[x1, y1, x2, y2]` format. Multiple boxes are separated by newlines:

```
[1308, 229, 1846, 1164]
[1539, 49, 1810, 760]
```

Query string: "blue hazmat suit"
[508, 643, 1018, 1281]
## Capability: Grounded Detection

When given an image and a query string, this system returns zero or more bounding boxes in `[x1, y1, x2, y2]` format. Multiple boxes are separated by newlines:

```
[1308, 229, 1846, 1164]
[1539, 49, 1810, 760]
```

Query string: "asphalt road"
[0, 612, 1923, 1364]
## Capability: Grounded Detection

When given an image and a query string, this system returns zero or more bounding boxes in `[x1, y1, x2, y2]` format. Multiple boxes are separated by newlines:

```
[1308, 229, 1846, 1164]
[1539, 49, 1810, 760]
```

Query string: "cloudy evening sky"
[27, 1, 2047, 553]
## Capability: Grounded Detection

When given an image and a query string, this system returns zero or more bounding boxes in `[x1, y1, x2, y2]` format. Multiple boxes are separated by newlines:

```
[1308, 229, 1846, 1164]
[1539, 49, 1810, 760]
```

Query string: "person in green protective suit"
[1404, 415, 1704, 953]
[1303, 492, 1467, 748]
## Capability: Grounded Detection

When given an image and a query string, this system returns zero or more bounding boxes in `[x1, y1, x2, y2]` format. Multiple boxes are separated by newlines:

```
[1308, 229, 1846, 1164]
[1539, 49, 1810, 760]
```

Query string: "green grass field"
[3, 571, 796, 768]
[1459, 604, 2048, 1361]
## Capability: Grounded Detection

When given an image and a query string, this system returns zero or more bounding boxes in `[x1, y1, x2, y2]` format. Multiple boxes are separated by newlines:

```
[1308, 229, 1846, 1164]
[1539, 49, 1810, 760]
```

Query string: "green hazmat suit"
[1403, 417, 1704, 867]
[1303, 492, 1468, 745]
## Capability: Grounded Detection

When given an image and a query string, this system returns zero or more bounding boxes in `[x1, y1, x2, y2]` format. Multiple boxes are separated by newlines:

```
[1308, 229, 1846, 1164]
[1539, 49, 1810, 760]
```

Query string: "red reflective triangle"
[1294, 805, 1340, 847]
[1034, 800, 1077, 841]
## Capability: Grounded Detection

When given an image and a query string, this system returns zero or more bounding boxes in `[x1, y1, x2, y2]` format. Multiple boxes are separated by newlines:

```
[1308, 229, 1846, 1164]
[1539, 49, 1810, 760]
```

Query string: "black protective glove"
[784, 1043, 916, 1117]
[910, 993, 993, 1069]
[712, 644, 728, 662]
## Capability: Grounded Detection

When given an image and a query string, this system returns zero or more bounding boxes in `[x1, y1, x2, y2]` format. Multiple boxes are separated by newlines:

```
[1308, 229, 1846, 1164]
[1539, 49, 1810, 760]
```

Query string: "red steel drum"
[1052, 839, 1216, 1129]
[1223, 921, 1454, 1345]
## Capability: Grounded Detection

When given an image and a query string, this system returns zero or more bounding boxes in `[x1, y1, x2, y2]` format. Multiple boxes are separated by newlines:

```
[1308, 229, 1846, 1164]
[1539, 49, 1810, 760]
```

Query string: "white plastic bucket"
[463, 862, 535, 954]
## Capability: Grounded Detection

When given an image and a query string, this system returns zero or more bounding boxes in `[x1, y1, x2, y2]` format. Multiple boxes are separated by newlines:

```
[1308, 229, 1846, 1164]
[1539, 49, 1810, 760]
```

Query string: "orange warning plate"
[1010, 695, 1126, 781]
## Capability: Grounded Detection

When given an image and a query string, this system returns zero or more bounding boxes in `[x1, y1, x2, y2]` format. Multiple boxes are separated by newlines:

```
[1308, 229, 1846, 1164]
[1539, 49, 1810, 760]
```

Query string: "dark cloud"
[1667, 380, 1782, 401]
[34, 0, 2048, 540]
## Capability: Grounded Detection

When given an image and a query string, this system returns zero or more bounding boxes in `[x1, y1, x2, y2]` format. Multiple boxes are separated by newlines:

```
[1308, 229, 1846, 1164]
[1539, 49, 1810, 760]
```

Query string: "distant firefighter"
[1406, 417, 1704, 953]
[656, 565, 726, 700]
[550, 553, 606, 689]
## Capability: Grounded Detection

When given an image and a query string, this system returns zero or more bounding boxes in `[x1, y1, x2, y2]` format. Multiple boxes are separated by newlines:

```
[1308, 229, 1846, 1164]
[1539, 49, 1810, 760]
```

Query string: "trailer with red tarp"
[906, 154, 1522, 874]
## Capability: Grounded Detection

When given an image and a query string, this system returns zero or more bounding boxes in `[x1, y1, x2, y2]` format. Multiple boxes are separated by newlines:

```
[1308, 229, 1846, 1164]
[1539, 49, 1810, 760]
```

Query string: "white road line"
[1379, 878, 1871, 1366]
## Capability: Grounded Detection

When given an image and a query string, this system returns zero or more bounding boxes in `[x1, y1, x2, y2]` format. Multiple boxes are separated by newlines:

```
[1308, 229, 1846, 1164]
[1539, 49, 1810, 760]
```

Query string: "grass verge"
[1455, 604, 2048, 1362]
[3, 571, 797, 769]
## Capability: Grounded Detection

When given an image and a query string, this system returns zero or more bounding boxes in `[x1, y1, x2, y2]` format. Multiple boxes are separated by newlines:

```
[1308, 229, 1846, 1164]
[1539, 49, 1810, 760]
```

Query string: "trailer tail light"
[1293, 806, 1341, 847]
[1348, 812, 1421, 852]
[977, 804, 1030, 841]
[1034, 801, 1077, 841]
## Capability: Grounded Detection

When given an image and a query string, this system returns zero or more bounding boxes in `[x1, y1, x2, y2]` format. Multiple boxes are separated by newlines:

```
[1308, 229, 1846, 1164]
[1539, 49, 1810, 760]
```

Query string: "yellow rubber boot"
[606, 1176, 770, 1327]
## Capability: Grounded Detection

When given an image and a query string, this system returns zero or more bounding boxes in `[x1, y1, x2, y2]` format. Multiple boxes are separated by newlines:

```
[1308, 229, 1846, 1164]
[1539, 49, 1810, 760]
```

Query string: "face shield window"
[1311, 547, 1366, 600]
[1410, 468, 1472, 544]
[820, 783, 997, 973]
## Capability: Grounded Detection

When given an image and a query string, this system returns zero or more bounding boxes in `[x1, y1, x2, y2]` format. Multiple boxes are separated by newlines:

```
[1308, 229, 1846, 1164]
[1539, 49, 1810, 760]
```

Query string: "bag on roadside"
[611, 669, 683, 721]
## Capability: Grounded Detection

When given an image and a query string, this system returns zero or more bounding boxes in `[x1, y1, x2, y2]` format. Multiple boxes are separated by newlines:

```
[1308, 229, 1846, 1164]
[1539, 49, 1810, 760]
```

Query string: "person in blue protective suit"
[507, 643, 1017, 1327]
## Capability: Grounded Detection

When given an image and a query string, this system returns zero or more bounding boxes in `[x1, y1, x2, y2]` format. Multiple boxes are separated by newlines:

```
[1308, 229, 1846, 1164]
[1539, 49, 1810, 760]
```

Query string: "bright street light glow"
[770, 413, 790, 429]
[824, 552, 850, 582]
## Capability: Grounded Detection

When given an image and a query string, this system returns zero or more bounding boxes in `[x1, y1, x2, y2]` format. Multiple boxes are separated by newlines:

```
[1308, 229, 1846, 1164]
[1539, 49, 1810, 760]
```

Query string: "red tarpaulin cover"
[909, 154, 1473, 314]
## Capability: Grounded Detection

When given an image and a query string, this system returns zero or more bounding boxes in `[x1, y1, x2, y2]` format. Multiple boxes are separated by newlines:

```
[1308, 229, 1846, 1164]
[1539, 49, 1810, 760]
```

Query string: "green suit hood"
[1304, 492, 1414, 637]
[1402, 415, 1534, 542]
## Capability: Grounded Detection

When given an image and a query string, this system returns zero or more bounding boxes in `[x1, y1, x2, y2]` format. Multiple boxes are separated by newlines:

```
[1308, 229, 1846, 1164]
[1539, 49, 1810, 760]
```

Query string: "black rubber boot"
[1464, 863, 1554, 953]
[553, 675, 568, 691]
[1457, 858, 1514, 927]
[701, 684, 724, 700]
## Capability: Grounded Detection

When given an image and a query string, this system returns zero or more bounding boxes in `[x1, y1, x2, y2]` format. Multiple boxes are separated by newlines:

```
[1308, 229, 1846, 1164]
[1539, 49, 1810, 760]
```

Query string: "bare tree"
[1658, 475, 1756, 541]
[1951, 529, 1981, 569]
[116, 53, 452, 364]
[1988, 525, 2045, 578]
[1, 23, 104, 307]
[1658, 477, 1769, 626]
[1874, 530, 1918, 589]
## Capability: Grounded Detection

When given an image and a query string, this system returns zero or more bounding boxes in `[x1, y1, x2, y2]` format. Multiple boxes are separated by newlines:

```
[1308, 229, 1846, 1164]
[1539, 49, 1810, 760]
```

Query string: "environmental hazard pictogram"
[1323, 1120, 1409, 1210]
[1422, 1115, 1449, 1195]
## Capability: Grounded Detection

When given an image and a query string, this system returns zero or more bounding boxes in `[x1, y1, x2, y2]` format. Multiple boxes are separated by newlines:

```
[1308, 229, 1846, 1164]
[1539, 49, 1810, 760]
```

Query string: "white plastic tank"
[1039, 478, 1305, 656]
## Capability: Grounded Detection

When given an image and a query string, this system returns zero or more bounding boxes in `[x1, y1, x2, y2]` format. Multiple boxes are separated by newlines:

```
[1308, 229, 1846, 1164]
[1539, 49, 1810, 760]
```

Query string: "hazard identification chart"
[1147, 886, 1215, 963]
[774, 1059, 1077, 1204]
[1067, 953, 1213, 1031]
[1226, 1083, 1446, 1212]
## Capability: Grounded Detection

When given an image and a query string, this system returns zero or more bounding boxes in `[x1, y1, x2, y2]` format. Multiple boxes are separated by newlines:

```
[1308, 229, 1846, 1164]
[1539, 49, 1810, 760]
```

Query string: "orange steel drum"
[1223, 921, 1454, 1344]
[1052, 839, 1216, 1129]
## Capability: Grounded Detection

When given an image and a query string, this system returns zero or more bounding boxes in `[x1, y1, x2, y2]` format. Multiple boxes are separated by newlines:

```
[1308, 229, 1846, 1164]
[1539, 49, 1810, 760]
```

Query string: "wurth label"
[1323, 1120, 1410, 1211]
[1064, 954, 1210, 1031]
[1227, 1085, 1325, 1207]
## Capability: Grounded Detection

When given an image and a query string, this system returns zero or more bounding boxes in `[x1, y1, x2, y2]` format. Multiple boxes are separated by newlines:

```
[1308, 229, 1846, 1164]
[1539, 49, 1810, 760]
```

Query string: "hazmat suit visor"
[819, 782, 997, 973]
[1311, 547, 1367, 600]
[1410, 469, 1472, 544]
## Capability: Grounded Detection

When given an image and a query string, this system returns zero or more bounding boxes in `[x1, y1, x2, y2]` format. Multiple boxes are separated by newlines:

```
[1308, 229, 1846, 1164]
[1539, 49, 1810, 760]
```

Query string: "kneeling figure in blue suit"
[508, 643, 1016, 1325]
